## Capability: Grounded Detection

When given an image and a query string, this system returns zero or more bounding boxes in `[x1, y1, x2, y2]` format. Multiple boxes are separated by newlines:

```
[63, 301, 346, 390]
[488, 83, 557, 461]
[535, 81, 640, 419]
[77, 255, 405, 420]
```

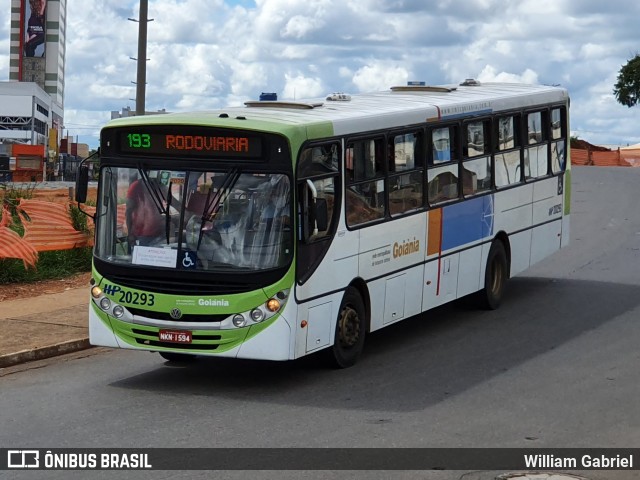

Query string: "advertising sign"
[23, 0, 47, 58]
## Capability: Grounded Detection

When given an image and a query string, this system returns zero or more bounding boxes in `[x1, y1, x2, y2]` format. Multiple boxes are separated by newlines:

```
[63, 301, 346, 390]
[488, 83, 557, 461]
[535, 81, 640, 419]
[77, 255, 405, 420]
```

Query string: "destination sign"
[117, 129, 263, 158]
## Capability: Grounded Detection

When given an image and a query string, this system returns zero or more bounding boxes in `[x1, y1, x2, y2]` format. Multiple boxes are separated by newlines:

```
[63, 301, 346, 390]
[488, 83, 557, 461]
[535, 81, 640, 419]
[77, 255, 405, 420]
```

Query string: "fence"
[0, 188, 95, 268]
[571, 147, 640, 167]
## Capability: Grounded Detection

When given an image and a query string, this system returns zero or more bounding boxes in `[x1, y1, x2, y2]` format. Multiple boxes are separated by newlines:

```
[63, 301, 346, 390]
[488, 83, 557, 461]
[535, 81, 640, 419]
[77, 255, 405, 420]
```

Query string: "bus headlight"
[99, 297, 111, 310]
[232, 314, 247, 327]
[112, 305, 125, 318]
[250, 309, 265, 323]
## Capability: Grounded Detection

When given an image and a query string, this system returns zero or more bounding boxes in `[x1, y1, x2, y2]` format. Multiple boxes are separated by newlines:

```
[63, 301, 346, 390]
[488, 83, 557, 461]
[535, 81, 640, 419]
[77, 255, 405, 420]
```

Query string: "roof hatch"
[244, 101, 324, 109]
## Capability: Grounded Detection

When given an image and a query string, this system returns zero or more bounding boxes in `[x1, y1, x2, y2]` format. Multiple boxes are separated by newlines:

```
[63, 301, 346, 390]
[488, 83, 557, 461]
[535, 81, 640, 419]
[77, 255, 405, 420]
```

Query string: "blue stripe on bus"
[441, 195, 494, 250]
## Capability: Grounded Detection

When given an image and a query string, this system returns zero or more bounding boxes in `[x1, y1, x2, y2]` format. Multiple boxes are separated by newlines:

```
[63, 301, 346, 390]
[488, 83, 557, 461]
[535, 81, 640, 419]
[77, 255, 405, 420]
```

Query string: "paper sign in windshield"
[132, 246, 178, 268]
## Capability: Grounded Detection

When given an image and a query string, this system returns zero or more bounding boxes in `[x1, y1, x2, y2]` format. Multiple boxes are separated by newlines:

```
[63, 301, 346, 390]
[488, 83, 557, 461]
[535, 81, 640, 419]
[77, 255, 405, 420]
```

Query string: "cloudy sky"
[1, 0, 640, 148]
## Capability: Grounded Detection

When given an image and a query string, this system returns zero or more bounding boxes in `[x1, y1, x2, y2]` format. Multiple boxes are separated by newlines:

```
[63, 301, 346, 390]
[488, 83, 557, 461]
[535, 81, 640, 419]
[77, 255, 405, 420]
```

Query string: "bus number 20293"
[103, 285, 155, 306]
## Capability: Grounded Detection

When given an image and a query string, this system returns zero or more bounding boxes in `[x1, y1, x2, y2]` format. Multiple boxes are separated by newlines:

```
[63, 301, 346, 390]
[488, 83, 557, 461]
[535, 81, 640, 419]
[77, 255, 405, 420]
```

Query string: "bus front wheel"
[326, 287, 366, 368]
[479, 240, 508, 310]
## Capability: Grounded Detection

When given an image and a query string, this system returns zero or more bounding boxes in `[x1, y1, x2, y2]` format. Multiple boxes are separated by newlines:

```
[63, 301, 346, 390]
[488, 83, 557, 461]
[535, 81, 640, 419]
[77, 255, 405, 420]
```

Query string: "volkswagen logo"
[170, 308, 183, 320]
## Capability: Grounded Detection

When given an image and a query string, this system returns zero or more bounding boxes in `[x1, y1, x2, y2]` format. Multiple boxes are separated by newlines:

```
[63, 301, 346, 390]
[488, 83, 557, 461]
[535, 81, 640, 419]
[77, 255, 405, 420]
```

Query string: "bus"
[75, 80, 570, 368]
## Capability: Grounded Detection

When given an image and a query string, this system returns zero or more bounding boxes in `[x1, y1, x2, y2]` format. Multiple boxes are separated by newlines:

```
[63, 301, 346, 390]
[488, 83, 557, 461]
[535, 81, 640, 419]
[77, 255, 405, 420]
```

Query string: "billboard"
[23, 0, 47, 58]
[20, 0, 47, 86]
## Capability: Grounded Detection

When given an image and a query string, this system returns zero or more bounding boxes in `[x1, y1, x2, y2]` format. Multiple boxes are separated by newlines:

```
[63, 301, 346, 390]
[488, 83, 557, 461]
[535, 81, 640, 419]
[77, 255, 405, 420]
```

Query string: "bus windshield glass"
[94, 167, 292, 272]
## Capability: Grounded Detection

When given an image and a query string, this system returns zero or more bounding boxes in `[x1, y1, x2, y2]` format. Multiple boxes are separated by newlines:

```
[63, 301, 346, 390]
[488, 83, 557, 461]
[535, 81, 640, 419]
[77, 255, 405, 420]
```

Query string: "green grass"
[0, 247, 93, 285]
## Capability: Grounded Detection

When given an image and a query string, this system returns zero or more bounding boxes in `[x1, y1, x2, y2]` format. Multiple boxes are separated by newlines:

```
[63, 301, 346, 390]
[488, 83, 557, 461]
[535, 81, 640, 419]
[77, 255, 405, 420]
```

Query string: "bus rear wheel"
[159, 351, 197, 363]
[479, 240, 508, 310]
[325, 287, 366, 368]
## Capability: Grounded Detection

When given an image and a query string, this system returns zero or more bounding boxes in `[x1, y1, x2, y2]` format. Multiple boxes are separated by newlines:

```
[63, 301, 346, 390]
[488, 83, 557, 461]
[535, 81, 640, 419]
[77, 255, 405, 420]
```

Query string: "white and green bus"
[76, 80, 570, 367]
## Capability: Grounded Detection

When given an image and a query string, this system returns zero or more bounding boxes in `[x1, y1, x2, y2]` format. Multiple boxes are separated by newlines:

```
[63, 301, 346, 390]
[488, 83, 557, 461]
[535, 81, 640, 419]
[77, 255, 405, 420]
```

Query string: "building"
[9, 0, 67, 110]
[111, 106, 170, 120]
[0, 81, 60, 146]
[1, 0, 68, 179]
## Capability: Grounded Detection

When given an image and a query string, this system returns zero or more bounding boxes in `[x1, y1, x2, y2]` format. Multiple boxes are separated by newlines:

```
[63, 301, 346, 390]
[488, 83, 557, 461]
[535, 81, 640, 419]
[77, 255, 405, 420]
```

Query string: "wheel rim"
[490, 256, 504, 296]
[338, 306, 360, 348]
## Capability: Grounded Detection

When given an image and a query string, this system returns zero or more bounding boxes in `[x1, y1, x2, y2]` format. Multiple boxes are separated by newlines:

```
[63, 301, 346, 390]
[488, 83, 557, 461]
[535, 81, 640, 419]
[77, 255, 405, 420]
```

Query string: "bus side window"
[346, 138, 386, 227]
[525, 111, 549, 179]
[494, 114, 522, 188]
[389, 131, 423, 216]
[462, 119, 492, 196]
[431, 127, 456, 164]
[550, 107, 567, 173]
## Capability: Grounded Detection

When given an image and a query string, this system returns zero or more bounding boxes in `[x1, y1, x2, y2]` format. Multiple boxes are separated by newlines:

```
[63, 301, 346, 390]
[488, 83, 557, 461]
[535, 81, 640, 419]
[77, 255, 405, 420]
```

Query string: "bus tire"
[326, 287, 366, 368]
[159, 351, 197, 363]
[479, 240, 508, 310]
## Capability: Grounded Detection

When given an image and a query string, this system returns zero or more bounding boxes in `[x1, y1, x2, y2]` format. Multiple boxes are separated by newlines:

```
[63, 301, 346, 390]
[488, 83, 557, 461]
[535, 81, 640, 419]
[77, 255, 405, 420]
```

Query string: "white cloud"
[0, 0, 639, 147]
[282, 73, 324, 100]
[352, 63, 409, 92]
[477, 65, 539, 84]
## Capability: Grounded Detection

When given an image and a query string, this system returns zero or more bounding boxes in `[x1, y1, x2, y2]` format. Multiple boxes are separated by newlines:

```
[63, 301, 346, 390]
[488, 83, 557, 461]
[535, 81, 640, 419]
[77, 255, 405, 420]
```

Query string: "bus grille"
[127, 307, 228, 323]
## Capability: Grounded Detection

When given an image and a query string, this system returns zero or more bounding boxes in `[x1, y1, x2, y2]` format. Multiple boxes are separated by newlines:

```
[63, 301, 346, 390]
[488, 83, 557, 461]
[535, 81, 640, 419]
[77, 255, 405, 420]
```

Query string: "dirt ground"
[0, 271, 91, 302]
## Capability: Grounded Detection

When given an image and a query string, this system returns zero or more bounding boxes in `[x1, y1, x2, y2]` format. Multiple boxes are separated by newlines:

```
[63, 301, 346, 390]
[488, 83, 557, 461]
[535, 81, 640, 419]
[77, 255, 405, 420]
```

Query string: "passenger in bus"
[126, 177, 165, 251]
[257, 181, 290, 236]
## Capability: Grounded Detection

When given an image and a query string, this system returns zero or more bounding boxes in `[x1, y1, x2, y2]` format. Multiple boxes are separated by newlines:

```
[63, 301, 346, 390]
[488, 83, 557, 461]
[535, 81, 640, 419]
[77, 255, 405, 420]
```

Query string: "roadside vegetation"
[0, 183, 93, 285]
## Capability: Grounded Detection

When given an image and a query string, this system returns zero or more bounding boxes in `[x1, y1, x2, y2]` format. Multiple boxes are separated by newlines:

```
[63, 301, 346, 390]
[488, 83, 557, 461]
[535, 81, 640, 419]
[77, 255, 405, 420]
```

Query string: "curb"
[0, 338, 92, 368]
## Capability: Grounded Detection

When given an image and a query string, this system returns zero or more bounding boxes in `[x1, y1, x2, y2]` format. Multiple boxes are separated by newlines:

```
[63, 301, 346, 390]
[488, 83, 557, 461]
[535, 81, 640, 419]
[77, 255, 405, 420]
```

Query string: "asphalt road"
[1, 167, 639, 480]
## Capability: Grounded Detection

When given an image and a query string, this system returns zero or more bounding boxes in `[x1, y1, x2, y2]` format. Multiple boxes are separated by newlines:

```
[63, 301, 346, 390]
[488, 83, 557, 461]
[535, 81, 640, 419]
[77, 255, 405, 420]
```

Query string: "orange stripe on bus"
[427, 208, 442, 256]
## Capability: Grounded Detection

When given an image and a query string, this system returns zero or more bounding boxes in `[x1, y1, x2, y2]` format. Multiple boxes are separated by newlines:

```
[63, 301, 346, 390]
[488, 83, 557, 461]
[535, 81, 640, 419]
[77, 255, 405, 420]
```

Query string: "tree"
[614, 54, 640, 107]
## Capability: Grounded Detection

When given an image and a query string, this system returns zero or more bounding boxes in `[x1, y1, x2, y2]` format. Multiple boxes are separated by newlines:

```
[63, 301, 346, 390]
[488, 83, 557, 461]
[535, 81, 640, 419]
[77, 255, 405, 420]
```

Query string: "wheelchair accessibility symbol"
[182, 251, 196, 269]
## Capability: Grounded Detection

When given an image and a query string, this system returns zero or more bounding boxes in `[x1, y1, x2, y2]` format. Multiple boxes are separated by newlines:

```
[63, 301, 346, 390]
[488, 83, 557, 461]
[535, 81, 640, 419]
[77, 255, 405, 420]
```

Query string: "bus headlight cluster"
[92, 285, 131, 321]
[230, 290, 289, 329]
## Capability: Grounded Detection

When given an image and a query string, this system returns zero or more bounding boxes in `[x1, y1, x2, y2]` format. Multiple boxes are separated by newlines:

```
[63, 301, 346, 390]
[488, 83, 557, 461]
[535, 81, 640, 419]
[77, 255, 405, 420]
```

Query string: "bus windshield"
[94, 166, 292, 272]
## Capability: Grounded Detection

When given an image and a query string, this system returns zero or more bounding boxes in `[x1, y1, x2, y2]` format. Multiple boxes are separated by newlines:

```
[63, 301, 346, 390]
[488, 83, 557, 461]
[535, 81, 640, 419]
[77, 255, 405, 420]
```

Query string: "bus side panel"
[358, 216, 426, 332]
[532, 177, 563, 225]
[508, 230, 533, 277]
[492, 184, 534, 277]
[561, 214, 570, 248]
[492, 184, 534, 235]
[561, 169, 571, 248]
[457, 246, 482, 298]
[530, 222, 562, 265]
[530, 177, 563, 265]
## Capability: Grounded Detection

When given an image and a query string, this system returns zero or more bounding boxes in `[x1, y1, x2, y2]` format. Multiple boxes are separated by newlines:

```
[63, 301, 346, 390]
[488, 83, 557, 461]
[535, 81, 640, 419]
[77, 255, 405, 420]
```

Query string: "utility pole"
[128, 0, 153, 116]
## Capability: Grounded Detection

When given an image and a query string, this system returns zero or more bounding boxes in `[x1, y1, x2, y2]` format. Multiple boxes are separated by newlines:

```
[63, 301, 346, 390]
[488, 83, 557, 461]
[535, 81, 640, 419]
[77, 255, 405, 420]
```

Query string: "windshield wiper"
[197, 168, 240, 250]
[165, 181, 174, 244]
[139, 168, 166, 215]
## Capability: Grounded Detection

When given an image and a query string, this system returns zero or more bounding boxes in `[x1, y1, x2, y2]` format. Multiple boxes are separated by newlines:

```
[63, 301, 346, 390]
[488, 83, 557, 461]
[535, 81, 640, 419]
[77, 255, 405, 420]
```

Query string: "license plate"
[158, 330, 192, 344]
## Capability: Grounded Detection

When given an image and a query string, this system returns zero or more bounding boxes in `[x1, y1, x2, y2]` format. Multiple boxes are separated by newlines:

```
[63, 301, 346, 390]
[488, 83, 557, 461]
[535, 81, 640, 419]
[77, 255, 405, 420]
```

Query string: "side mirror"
[75, 164, 89, 203]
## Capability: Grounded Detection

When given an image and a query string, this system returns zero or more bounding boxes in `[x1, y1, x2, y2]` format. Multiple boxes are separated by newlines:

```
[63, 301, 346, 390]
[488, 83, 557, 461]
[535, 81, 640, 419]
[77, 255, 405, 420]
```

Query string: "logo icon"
[170, 308, 182, 320]
[182, 251, 196, 269]
[7, 450, 39, 469]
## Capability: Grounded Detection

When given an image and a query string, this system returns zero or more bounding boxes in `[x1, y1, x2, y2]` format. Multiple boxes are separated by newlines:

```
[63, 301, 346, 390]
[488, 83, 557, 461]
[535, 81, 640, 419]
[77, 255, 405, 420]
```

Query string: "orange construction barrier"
[18, 199, 93, 252]
[571, 148, 635, 167]
[0, 206, 39, 268]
